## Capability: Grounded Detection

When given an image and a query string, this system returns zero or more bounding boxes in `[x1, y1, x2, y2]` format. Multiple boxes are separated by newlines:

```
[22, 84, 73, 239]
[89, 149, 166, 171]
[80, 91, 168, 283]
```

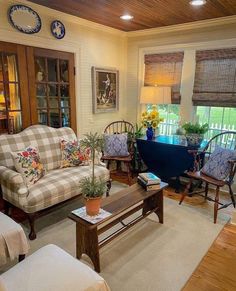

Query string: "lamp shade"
[140, 86, 171, 104]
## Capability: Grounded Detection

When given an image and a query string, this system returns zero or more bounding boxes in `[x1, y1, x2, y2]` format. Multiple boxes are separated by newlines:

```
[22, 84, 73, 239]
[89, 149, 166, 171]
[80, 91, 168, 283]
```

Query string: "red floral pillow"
[11, 146, 45, 186]
[60, 139, 90, 168]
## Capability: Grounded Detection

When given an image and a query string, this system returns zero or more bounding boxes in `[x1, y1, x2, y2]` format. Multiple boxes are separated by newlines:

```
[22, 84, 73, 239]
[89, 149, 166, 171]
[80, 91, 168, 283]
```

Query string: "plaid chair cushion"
[23, 165, 109, 213]
[0, 125, 76, 171]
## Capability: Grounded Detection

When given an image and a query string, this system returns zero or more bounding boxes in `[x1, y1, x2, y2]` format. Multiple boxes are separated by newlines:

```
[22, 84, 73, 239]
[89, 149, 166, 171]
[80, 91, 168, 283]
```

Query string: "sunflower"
[142, 121, 148, 128]
[150, 111, 157, 120]
[152, 121, 158, 128]
[151, 105, 157, 111]
[141, 111, 147, 118]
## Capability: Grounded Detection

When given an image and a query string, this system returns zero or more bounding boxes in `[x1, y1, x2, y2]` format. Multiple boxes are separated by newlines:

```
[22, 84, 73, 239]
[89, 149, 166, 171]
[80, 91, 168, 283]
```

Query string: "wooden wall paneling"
[26, 46, 38, 125]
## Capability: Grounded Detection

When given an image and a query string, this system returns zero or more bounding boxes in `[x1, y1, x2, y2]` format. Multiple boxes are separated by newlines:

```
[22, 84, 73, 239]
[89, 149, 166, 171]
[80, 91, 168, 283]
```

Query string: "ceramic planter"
[185, 133, 204, 147]
[85, 197, 102, 216]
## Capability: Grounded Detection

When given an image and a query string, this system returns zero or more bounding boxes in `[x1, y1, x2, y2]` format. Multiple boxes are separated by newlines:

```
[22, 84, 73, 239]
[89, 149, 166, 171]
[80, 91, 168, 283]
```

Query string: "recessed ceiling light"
[120, 14, 133, 20]
[190, 0, 206, 6]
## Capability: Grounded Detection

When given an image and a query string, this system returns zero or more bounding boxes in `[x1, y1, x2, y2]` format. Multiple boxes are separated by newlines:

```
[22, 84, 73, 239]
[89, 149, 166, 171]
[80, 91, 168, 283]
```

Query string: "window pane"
[0, 85, 6, 111]
[49, 109, 60, 128]
[0, 57, 3, 82]
[0, 111, 8, 134]
[49, 98, 59, 108]
[8, 111, 22, 133]
[60, 85, 69, 97]
[6, 83, 21, 110]
[222, 108, 236, 131]
[60, 60, 69, 82]
[36, 84, 47, 97]
[35, 57, 46, 82]
[38, 110, 47, 125]
[37, 97, 47, 108]
[3, 54, 18, 82]
[61, 108, 70, 127]
[61, 97, 70, 107]
[47, 59, 57, 82]
[49, 84, 58, 96]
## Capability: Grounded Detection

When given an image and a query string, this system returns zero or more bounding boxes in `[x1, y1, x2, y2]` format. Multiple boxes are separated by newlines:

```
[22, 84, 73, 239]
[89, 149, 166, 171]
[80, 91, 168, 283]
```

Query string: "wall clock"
[8, 5, 41, 34]
[51, 20, 66, 39]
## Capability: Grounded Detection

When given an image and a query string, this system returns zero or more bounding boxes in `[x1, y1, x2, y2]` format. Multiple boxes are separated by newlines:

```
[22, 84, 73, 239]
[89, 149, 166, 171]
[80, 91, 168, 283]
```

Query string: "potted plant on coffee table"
[182, 122, 209, 147]
[79, 132, 106, 216]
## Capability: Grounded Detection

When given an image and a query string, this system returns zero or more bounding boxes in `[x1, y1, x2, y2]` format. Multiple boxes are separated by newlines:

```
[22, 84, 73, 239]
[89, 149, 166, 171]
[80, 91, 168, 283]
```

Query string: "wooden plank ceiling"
[29, 0, 236, 31]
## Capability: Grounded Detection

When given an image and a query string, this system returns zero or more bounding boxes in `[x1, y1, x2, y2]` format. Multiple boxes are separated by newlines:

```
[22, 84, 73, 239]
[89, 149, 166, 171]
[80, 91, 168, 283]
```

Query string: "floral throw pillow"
[60, 139, 91, 168]
[11, 146, 45, 186]
[201, 145, 236, 180]
[103, 133, 129, 157]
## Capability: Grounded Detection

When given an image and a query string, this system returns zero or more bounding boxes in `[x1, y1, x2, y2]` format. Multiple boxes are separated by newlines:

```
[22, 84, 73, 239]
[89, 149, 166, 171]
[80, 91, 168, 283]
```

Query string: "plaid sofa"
[0, 125, 110, 214]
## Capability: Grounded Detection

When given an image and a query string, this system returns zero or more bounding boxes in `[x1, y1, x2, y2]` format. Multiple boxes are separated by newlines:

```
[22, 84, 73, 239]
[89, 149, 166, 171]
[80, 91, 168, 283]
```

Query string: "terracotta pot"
[84, 197, 102, 216]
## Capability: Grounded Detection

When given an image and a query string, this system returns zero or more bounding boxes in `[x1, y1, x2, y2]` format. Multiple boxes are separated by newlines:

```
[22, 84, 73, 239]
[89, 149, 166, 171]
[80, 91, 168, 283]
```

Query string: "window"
[196, 106, 236, 139]
[144, 52, 183, 135]
[158, 104, 180, 135]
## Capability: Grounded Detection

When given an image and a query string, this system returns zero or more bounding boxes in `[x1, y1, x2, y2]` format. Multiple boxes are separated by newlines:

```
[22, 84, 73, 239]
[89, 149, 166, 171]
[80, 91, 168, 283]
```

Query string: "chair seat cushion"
[0, 244, 110, 291]
[201, 145, 236, 180]
[23, 166, 109, 213]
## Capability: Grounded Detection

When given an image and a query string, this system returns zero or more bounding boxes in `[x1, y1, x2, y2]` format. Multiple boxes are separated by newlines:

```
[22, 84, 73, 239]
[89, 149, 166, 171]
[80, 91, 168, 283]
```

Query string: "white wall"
[0, 0, 127, 136]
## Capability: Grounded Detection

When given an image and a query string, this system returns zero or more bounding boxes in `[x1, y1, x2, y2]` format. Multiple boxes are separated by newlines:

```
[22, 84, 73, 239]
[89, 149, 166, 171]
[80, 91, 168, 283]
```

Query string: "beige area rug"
[1, 182, 229, 290]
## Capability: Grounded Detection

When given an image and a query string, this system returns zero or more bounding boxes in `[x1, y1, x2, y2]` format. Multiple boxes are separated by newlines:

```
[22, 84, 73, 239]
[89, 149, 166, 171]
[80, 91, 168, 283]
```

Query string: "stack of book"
[137, 172, 161, 191]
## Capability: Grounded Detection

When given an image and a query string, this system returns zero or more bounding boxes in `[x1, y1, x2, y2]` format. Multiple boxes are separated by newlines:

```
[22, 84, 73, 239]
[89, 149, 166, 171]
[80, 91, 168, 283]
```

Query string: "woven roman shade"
[144, 52, 184, 104]
[193, 48, 236, 107]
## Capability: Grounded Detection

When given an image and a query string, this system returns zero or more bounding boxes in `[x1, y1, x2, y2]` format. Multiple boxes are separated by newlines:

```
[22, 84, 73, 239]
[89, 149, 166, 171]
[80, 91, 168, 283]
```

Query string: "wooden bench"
[69, 182, 168, 272]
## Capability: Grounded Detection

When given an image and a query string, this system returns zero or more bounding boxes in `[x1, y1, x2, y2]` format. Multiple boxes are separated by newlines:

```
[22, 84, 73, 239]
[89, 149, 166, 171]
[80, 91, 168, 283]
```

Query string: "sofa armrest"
[0, 166, 25, 187]
[0, 166, 28, 201]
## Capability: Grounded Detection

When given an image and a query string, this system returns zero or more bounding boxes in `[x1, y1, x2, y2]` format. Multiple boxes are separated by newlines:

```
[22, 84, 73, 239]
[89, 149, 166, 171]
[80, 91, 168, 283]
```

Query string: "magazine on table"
[71, 206, 112, 224]
[138, 172, 161, 185]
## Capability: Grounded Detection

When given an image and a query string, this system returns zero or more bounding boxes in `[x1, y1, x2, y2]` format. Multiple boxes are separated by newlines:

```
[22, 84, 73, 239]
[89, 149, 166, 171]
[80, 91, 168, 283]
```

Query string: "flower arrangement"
[141, 105, 164, 129]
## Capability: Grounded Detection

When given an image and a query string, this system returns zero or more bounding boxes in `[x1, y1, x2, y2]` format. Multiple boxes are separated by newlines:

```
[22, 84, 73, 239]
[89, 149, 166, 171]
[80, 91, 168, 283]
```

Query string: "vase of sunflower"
[141, 105, 164, 140]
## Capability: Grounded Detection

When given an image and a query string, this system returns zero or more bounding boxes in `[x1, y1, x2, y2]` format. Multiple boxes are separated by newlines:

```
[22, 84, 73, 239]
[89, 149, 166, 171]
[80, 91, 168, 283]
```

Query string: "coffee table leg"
[143, 190, 164, 224]
[76, 223, 100, 272]
[155, 190, 163, 224]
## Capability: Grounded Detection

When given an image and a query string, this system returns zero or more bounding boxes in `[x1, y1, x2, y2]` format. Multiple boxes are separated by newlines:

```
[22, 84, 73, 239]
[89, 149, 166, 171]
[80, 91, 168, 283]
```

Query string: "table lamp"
[140, 86, 171, 104]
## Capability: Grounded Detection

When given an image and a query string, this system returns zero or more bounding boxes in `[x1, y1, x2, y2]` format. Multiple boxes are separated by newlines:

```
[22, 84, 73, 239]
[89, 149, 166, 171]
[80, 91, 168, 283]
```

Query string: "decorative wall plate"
[8, 5, 41, 34]
[51, 20, 66, 39]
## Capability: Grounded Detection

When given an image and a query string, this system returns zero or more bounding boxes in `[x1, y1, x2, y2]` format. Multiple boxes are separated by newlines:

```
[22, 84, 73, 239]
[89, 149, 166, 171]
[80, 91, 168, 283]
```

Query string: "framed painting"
[92, 67, 119, 113]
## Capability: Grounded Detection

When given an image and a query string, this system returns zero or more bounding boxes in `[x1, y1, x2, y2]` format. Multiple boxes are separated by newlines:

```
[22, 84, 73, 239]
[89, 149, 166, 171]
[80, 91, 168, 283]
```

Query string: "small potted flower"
[182, 122, 208, 147]
[79, 132, 106, 216]
[141, 105, 164, 140]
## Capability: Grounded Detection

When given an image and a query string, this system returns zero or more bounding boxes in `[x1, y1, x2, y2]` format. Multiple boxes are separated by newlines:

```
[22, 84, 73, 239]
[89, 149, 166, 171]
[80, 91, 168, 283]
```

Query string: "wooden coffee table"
[68, 182, 168, 272]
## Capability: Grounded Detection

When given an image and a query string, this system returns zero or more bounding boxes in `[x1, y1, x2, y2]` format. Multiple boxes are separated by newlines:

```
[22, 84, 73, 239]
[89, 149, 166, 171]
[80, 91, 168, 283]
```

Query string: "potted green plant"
[182, 122, 209, 147]
[79, 132, 106, 216]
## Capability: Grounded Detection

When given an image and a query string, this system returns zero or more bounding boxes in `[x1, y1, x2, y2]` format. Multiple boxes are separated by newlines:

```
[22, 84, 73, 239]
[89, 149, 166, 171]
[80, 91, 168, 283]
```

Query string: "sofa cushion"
[23, 165, 109, 213]
[11, 146, 45, 186]
[0, 244, 110, 291]
[0, 125, 77, 171]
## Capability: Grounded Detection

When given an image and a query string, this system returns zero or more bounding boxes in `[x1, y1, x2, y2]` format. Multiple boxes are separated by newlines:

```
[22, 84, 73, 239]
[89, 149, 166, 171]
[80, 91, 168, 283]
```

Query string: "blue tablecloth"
[136, 135, 206, 181]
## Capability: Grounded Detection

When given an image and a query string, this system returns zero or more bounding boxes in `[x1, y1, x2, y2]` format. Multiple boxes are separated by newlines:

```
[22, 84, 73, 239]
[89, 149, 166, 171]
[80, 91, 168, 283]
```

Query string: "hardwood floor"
[183, 223, 236, 291]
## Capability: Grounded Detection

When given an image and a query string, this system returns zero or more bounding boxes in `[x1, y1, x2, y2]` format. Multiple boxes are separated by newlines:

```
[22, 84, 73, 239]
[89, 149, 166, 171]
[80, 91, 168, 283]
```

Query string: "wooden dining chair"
[179, 131, 236, 223]
[102, 120, 134, 185]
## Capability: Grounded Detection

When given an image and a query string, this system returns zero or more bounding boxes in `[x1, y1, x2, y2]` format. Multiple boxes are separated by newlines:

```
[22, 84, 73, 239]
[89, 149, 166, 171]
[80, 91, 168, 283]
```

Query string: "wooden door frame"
[0, 41, 31, 130]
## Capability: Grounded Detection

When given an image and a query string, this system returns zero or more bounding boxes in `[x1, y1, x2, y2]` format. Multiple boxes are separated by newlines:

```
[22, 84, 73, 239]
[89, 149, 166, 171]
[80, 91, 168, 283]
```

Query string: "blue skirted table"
[136, 135, 206, 191]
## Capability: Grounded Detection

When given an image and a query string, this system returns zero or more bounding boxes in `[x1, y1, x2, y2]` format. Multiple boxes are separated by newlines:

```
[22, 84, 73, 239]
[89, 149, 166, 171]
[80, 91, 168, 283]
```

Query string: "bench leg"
[76, 223, 100, 272]
[28, 213, 37, 240]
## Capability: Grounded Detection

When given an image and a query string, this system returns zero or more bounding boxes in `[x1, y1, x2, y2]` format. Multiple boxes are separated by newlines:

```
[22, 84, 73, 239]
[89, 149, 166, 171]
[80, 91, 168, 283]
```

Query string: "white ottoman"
[0, 244, 110, 291]
[0, 213, 29, 266]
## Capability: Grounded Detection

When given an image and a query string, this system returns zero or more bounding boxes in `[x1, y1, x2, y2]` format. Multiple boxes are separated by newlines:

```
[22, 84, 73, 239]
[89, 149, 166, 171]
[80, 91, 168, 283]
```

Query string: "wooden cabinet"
[0, 41, 76, 134]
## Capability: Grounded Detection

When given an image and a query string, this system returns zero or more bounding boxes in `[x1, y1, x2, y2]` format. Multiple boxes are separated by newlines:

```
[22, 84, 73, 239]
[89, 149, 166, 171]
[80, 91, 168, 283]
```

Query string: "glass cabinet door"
[30, 48, 76, 131]
[0, 52, 22, 134]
